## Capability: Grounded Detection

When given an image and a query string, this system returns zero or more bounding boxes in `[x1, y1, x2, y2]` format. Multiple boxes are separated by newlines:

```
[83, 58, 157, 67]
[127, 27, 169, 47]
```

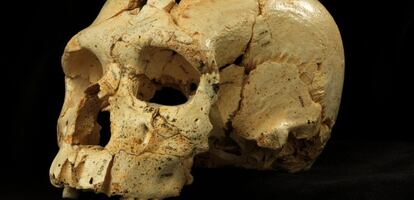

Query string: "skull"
[50, 0, 344, 199]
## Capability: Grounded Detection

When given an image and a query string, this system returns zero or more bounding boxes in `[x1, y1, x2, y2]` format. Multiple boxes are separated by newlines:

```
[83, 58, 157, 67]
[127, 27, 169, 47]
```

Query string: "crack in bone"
[107, 0, 145, 21]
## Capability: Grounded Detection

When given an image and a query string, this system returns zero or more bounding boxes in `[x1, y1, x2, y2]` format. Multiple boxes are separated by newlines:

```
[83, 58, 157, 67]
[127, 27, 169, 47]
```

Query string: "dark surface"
[2, 0, 413, 199]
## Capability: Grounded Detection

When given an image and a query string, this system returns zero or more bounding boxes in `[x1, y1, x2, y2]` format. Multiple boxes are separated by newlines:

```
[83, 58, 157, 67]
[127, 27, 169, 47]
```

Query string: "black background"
[2, 0, 413, 199]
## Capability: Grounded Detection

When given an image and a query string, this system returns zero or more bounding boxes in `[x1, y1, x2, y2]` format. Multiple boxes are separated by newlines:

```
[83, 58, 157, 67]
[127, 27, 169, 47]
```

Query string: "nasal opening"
[97, 111, 111, 147]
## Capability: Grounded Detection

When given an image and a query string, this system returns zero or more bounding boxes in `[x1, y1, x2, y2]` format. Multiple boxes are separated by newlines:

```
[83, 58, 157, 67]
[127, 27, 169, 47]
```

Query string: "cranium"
[50, 0, 344, 199]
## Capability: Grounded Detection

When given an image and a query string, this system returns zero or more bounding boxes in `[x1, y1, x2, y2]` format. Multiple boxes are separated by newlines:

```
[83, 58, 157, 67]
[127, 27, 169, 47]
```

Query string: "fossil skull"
[50, 0, 344, 199]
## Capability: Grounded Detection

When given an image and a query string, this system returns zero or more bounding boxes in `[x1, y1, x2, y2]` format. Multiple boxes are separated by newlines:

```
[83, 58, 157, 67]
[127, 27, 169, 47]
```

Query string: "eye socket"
[63, 48, 103, 84]
[62, 48, 104, 107]
[136, 47, 201, 106]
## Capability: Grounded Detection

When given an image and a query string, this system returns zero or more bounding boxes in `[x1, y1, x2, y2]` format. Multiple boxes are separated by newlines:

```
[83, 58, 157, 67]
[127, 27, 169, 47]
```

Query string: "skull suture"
[50, 0, 344, 199]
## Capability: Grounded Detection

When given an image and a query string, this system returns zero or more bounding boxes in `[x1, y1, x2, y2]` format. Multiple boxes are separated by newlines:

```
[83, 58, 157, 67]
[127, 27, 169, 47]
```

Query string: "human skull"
[50, 0, 344, 199]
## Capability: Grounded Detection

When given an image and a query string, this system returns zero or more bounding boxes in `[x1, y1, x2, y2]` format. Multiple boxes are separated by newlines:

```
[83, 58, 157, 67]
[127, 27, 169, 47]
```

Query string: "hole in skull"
[136, 47, 201, 105]
[150, 87, 188, 105]
[190, 82, 198, 92]
[97, 111, 111, 147]
[175, 0, 181, 4]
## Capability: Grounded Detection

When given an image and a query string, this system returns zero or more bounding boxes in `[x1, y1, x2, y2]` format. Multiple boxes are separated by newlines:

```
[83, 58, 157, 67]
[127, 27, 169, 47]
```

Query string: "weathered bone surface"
[50, 0, 344, 199]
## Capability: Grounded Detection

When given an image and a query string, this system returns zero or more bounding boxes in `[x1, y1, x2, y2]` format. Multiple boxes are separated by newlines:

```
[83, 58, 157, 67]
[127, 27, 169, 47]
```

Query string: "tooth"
[62, 187, 79, 199]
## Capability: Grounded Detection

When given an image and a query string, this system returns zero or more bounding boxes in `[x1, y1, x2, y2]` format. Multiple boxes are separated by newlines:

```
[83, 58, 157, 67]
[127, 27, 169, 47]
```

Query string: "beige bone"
[50, 0, 344, 199]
